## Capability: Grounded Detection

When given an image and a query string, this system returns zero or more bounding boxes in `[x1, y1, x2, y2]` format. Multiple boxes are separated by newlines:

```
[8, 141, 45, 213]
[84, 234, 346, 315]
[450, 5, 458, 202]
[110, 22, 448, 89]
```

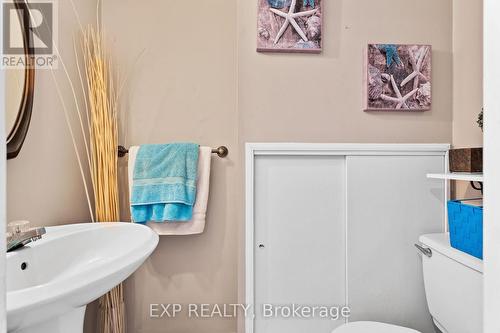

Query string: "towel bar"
[117, 145, 228, 158]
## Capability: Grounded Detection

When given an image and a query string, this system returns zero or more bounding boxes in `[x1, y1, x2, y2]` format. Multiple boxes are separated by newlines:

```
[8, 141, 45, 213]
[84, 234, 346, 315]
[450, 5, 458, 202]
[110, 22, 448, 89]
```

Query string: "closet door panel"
[254, 155, 346, 333]
[346, 155, 445, 333]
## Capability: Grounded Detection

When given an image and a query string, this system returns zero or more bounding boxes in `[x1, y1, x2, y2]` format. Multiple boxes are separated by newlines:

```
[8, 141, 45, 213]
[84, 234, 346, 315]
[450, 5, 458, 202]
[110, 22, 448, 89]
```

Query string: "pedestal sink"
[7, 222, 159, 333]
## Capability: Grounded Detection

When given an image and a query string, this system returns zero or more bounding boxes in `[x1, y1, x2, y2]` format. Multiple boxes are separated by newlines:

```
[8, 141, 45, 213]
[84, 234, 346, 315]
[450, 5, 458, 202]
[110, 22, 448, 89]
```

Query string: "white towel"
[128, 145, 211, 235]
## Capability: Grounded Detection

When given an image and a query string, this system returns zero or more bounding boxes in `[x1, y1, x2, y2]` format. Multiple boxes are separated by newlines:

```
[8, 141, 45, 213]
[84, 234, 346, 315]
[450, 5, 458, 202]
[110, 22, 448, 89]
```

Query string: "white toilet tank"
[418, 233, 482, 333]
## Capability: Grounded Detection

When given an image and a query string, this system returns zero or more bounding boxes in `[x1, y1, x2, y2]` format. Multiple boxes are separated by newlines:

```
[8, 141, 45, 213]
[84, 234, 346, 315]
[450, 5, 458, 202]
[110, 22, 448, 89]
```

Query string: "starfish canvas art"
[257, 0, 322, 53]
[364, 44, 432, 111]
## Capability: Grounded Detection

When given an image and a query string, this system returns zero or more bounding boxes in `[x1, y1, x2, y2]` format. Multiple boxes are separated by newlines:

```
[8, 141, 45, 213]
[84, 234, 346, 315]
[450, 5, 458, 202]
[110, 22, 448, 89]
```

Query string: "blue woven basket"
[447, 199, 483, 259]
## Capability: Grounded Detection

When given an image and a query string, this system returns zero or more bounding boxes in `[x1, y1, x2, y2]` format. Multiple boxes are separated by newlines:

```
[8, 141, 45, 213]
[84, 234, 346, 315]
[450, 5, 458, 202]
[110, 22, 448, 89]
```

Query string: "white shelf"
[427, 172, 483, 182]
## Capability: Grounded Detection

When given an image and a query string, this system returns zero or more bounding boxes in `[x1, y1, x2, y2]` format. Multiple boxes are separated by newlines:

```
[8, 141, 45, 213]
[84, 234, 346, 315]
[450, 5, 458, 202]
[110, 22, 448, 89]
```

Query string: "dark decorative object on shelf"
[449, 148, 483, 172]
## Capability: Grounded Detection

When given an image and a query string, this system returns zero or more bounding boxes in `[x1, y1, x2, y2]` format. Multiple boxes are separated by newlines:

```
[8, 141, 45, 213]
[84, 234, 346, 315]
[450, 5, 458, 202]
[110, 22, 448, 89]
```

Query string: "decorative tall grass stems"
[81, 25, 124, 333]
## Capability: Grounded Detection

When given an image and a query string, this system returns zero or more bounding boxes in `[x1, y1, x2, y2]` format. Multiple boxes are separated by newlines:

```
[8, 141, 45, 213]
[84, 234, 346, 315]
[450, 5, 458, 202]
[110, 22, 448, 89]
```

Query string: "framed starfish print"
[364, 44, 432, 111]
[257, 0, 322, 53]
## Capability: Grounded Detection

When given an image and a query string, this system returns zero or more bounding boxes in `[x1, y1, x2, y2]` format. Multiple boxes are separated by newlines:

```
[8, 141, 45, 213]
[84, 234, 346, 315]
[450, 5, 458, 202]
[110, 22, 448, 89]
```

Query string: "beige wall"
[5, 0, 484, 333]
[453, 0, 483, 149]
[239, 0, 453, 143]
[101, 1, 238, 332]
[7, 0, 96, 227]
[452, 0, 484, 198]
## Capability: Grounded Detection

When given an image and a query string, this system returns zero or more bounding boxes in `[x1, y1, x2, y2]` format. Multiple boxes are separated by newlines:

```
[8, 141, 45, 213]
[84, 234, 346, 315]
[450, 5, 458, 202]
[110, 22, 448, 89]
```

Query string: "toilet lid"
[333, 321, 421, 333]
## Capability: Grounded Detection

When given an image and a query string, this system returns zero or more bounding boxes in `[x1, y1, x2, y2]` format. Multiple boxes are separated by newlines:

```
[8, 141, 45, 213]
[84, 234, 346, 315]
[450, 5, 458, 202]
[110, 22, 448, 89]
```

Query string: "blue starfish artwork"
[378, 44, 402, 68]
[303, 0, 315, 8]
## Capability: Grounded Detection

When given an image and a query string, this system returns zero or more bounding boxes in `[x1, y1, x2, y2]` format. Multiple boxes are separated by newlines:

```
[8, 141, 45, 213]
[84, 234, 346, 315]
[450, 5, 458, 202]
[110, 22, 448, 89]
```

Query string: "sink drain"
[20, 262, 27, 270]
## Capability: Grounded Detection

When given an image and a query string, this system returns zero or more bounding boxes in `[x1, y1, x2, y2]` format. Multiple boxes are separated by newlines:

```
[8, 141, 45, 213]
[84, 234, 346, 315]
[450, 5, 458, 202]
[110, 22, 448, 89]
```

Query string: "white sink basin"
[7, 222, 159, 333]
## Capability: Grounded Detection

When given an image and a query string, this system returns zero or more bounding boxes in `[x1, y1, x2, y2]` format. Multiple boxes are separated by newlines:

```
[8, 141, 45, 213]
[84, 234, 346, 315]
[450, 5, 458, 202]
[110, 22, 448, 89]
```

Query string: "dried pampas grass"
[82, 26, 120, 222]
[81, 25, 124, 333]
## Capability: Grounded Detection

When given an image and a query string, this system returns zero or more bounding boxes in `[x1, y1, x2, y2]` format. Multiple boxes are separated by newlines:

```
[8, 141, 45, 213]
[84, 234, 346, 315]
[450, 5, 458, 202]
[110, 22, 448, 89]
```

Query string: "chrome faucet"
[7, 222, 46, 252]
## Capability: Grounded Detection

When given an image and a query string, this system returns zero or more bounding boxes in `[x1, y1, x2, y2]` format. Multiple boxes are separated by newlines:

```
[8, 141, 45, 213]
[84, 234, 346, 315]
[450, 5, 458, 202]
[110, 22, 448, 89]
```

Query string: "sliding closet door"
[346, 155, 445, 333]
[254, 155, 346, 333]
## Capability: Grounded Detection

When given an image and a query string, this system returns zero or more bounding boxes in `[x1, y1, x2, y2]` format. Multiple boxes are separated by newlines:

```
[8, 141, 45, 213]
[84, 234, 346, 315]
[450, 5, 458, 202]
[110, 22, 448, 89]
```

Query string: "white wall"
[483, 0, 500, 331]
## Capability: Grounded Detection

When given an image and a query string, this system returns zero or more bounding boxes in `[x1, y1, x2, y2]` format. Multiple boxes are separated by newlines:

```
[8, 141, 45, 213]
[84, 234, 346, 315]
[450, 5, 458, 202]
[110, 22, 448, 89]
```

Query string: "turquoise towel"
[131, 143, 199, 223]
